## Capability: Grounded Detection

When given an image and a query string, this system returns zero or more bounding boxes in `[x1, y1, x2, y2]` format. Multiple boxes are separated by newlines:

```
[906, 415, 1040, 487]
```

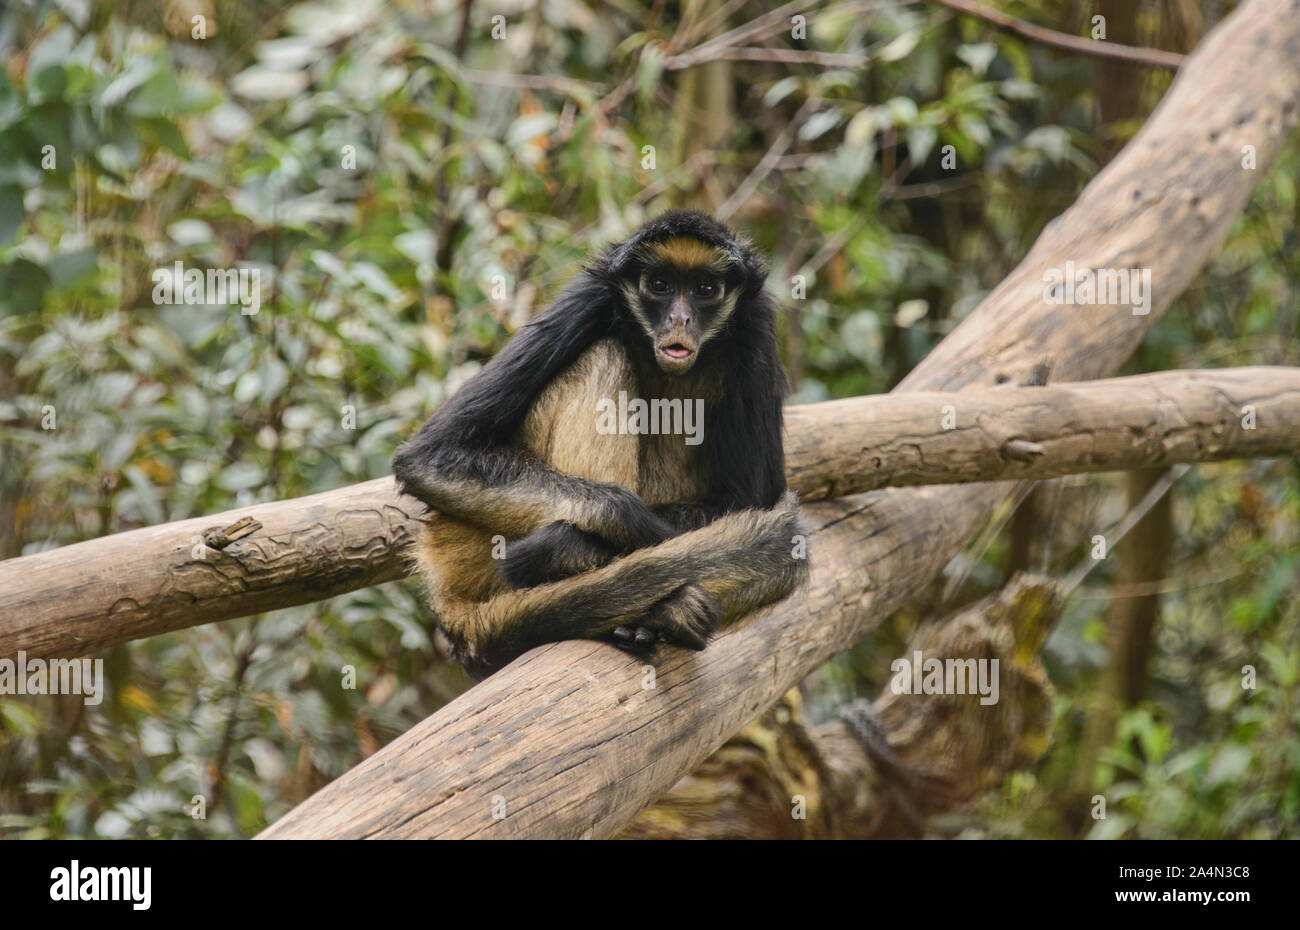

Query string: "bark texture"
[620, 575, 1062, 839]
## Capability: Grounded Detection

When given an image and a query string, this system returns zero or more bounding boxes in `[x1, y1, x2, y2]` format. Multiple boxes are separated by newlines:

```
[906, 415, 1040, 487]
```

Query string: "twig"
[690, 0, 757, 42]
[632, 150, 718, 205]
[1062, 465, 1191, 595]
[932, 0, 1185, 70]
[884, 173, 979, 200]
[599, 72, 639, 114]
[666, 47, 869, 69]
[665, 0, 918, 71]
[800, 216, 866, 276]
[464, 69, 605, 97]
[209, 633, 259, 814]
[718, 99, 818, 220]
[663, 0, 819, 70]
[1076, 568, 1246, 600]
[942, 481, 1038, 602]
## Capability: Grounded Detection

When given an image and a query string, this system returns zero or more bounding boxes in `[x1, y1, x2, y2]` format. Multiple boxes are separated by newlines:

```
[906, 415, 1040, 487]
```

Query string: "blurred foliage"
[0, 0, 1295, 838]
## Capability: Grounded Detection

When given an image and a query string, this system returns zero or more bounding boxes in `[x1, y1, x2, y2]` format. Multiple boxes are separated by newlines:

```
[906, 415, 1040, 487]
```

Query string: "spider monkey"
[392, 210, 808, 677]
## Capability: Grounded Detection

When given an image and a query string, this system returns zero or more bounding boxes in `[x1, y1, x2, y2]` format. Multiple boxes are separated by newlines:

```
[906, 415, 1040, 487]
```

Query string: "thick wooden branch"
[0, 479, 420, 659]
[256, 0, 1300, 839]
[785, 366, 1300, 498]
[3, 363, 1295, 660]
[619, 575, 1063, 839]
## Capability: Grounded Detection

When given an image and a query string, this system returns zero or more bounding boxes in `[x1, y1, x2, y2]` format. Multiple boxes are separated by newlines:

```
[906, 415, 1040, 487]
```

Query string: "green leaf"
[100, 59, 158, 108]
[506, 112, 557, 151]
[141, 117, 191, 158]
[636, 44, 663, 105]
[125, 70, 187, 117]
[26, 24, 76, 102]
[799, 109, 842, 142]
[1206, 745, 1252, 786]
[879, 30, 920, 63]
[0, 72, 21, 128]
[46, 249, 99, 287]
[764, 76, 800, 108]
[0, 185, 24, 245]
[907, 126, 937, 165]
[957, 43, 998, 76]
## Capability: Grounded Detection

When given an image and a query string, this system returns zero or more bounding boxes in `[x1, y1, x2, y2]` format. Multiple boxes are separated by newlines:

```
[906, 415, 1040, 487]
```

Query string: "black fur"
[704, 291, 787, 510]
[392, 209, 788, 532]
[499, 521, 618, 589]
[391, 272, 673, 548]
[393, 210, 798, 668]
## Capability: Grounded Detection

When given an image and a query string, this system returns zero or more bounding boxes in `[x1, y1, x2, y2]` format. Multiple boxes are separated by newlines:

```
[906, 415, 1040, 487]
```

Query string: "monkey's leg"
[438, 493, 808, 673]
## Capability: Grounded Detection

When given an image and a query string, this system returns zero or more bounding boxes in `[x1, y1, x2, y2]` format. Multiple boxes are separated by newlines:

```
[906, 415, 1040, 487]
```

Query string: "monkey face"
[635, 265, 729, 374]
[620, 236, 741, 375]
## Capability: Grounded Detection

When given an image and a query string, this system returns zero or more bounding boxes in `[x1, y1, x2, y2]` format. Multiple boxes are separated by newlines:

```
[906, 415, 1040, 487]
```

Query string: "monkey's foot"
[608, 583, 720, 656]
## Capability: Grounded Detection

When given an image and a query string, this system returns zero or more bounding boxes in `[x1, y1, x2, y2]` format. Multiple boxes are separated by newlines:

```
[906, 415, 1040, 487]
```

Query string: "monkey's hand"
[610, 583, 720, 655]
[602, 486, 677, 550]
[500, 521, 619, 589]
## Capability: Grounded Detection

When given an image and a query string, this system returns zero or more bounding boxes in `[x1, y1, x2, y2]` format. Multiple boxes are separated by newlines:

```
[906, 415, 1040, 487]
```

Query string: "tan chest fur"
[633, 396, 707, 505]
[518, 337, 706, 505]
[415, 338, 710, 613]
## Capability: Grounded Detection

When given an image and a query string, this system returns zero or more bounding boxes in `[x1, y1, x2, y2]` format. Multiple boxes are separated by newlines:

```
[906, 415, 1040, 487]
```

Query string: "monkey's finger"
[662, 626, 709, 651]
[608, 636, 657, 660]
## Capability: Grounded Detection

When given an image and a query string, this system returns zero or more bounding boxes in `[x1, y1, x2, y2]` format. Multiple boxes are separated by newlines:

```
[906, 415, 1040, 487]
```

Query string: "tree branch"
[784, 367, 1300, 499]
[619, 574, 1062, 839]
[932, 0, 1186, 69]
[3, 366, 1293, 661]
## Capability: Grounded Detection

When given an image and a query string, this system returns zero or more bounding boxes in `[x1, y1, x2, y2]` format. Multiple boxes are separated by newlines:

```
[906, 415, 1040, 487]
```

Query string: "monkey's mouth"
[656, 341, 698, 372]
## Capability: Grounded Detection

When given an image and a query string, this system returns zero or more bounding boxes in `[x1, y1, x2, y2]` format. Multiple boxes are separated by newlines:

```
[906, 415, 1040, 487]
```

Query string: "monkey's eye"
[648, 277, 671, 295]
[693, 280, 717, 299]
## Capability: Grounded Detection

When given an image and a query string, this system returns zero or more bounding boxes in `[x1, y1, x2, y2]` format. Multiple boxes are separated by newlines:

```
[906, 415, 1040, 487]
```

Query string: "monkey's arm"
[499, 499, 740, 591]
[498, 520, 619, 589]
[705, 298, 789, 511]
[397, 443, 671, 548]
[393, 277, 672, 549]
